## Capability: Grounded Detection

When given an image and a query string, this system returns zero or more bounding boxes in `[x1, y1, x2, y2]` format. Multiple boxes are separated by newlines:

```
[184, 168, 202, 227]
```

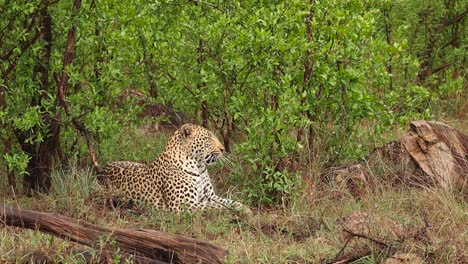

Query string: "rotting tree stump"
[378, 120, 467, 188]
[323, 120, 467, 194]
[0, 205, 227, 264]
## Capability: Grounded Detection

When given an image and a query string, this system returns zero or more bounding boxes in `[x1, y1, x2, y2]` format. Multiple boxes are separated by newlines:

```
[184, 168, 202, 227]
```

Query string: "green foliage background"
[0, 0, 466, 203]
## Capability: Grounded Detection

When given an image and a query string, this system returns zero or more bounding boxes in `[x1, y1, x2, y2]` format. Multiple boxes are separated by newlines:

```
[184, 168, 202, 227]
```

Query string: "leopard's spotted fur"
[99, 123, 246, 212]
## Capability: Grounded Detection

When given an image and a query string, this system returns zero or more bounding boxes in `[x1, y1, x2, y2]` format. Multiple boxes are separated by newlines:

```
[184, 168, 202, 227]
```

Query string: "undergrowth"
[1, 168, 466, 263]
[1, 118, 467, 263]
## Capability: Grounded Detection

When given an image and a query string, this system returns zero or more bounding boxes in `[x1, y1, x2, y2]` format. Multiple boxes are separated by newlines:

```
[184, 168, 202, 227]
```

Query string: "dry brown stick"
[343, 228, 391, 248]
[329, 237, 352, 263]
[322, 248, 373, 264]
[322, 228, 396, 264]
[0, 205, 227, 264]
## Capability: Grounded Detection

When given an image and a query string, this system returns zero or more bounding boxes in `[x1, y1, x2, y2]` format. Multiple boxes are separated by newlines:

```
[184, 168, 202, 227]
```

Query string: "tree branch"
[437, 10, 467, 33]
[343, 228, 391, 248]
[53, 0, 99, 167]
[152, 64, 197, 97]
[1, 0, 59, 80]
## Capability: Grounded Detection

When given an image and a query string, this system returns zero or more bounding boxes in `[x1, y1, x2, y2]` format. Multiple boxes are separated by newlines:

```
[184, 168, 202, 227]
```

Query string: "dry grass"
[1, 118, 467, 263]
[1, 164, 466, 263]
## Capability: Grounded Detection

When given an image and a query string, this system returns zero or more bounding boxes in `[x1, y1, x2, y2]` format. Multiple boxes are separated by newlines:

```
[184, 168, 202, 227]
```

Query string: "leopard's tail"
[89, 151, 105, 176]
[83, 142, 104, 175]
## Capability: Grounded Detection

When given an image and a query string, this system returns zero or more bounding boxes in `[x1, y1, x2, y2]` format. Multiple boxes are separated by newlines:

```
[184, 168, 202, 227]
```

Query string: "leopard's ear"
[180, 123, 195, 138]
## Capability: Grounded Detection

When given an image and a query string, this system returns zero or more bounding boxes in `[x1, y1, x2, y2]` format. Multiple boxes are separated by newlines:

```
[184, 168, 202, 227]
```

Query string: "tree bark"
[297, 0, 316, 156]
[222, 85, 232, 152]
[0, 85, 15, 193]
[18, 122, 59, 195]
[139, 30, 157, 99]
[382, 4, 394, 90]
[0, 205, 228, 264]
[20, 5, 58, 195]
[3, 135, 16, 193]
[197, 38, 209, 128]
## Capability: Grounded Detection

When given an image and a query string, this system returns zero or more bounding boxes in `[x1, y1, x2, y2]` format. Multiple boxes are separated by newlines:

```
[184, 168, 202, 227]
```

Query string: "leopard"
[99, 123, 248, 212]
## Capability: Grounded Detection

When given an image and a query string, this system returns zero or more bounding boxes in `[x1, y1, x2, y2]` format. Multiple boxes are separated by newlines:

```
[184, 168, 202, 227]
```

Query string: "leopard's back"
[100, 161, 166, 207]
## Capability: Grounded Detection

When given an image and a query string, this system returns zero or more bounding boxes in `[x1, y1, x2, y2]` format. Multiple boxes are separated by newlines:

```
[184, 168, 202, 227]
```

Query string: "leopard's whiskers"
[219, 155, 235, 168]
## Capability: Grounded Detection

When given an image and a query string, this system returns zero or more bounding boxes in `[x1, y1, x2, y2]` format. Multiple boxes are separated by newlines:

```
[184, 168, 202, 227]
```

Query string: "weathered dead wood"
[0, 205, 227, 264]
[324, 121, 467, 193]
[74, 249, 168, 264]
[389, 121, 467, 188]
[16, 248, 166, 264]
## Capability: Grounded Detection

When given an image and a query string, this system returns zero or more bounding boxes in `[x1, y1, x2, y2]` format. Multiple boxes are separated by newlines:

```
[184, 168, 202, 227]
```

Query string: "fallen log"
[0, 205, 227, 264]
[25, 248, 168, 264]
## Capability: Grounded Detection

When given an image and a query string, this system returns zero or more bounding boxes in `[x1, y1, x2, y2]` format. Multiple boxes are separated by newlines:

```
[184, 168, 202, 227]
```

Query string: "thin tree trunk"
[0, 1, 61, 195]
[21, 5, 57, 195]
[202, 100, 209, 128]
[271, 94, 281, 165]
[0, 79, 15, 193]
[139, 30, 157, 99]
[382, 5, 393, 90]
[3, 135, 16, 193]
[19, 123, 60, 195]
[298, 0, 316, 156]
[197, 38, 209, 128]
[54, 0, 98, 168]
[194, 1, 209, 128]
[222, 85, 232, 152]
[297, 0, 315, 143]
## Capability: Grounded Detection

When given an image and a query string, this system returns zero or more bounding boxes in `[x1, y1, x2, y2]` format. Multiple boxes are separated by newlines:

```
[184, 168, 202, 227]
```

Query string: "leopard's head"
[179, 123, 225, 164]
